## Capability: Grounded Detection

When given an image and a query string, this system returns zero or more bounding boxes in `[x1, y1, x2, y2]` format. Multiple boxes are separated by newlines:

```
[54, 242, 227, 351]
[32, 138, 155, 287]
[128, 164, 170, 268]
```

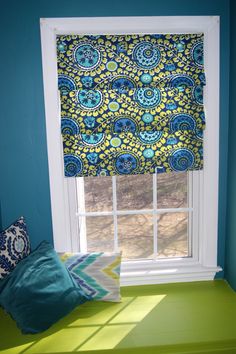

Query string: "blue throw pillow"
[0, 241, 90, 334]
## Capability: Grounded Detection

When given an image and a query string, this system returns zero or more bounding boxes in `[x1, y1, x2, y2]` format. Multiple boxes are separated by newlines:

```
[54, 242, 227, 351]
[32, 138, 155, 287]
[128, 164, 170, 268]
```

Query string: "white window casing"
[40, 16, 221, 286]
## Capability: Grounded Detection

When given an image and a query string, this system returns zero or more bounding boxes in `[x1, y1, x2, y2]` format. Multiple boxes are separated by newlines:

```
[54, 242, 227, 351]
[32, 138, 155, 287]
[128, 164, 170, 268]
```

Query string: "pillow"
[60, 252, 121, 302]
[0, 216, 30, 279]
[0, 241, 90, 334]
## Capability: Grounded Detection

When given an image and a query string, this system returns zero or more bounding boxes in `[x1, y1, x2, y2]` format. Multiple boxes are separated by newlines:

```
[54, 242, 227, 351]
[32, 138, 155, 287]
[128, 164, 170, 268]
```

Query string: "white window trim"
[40, 16, 221, 286]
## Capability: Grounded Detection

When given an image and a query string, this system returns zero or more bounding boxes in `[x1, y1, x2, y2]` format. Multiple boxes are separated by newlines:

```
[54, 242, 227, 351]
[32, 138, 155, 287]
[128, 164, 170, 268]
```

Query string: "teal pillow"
[0, 241, 90, 334]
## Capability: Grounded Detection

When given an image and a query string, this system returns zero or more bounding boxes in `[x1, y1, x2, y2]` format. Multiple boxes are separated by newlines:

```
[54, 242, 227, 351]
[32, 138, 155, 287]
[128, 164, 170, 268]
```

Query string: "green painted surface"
[0, 280, 235, 354]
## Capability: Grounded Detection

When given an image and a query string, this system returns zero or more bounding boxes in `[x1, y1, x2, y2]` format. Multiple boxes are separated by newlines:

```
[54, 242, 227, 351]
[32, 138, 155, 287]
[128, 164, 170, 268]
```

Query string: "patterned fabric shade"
[57, 33, 205, 177]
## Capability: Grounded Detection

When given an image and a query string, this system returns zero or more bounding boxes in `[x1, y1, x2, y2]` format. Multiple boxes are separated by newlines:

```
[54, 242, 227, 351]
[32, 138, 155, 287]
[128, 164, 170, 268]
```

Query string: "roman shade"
[57, 33, 205, 177]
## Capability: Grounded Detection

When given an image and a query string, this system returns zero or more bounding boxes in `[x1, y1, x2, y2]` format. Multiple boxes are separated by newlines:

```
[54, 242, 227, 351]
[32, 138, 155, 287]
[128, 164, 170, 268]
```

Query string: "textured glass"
[118, 214, 153, 260]
[117, 174, 153, 210]
[157, 212, 189, 258]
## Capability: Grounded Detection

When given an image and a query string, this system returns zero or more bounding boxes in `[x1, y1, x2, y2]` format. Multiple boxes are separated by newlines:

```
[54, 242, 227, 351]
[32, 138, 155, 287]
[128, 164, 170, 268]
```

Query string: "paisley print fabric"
[0, 217, 30, 279]
[57, 33, 205, 177]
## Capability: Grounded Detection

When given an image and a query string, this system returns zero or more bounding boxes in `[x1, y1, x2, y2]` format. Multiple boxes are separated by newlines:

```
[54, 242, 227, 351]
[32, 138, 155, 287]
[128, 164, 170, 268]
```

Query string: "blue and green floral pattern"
[57, 33, 205, 177]
[63, 130, 202, 177]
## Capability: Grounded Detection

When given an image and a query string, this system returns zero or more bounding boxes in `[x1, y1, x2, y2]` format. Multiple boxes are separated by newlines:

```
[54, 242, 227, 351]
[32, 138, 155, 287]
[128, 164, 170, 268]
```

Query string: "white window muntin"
[75, 172, 197, 261]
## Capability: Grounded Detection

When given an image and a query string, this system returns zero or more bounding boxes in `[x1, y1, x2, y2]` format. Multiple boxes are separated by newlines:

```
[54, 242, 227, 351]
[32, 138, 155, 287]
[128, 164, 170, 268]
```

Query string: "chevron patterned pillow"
[60, 252, 122, 302]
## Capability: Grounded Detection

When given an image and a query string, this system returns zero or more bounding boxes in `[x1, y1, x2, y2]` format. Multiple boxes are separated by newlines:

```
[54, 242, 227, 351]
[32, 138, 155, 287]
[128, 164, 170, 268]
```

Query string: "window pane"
[117, 174, 153, 210]
[86, 216, 114, 252]
[157, 172, 188, 209]
[118, 214, 153, 260]
[157, 212, 189, 258]
[84, 176, 113, 212]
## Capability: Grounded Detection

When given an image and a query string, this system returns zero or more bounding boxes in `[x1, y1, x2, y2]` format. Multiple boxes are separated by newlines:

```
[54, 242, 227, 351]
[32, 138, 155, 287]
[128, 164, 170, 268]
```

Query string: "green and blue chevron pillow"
[60, 252, 122, 302]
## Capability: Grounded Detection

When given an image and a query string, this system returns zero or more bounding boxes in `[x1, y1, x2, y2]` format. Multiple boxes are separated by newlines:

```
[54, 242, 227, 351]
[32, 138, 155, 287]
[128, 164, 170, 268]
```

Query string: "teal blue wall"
[0, 201, 2, 231]
[225, 1, 236, 290]
[0, 1, 230, 277]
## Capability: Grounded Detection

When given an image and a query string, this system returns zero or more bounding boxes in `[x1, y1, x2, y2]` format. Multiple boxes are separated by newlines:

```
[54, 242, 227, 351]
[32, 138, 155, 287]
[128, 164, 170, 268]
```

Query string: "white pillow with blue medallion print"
[0, 216, 31, 279]
[60, 252, 122, 302]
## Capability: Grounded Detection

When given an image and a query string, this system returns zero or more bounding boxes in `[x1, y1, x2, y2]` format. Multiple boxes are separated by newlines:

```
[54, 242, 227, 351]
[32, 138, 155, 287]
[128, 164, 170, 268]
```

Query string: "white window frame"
[40, 16, 221, 285]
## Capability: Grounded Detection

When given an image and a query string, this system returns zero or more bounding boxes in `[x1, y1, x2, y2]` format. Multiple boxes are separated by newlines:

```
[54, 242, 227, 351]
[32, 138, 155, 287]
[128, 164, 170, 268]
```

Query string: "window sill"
[120, 262, 222, 286]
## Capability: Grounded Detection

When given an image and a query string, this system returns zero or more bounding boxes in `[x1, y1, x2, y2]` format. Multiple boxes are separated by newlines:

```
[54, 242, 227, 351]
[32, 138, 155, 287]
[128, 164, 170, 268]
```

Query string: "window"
[40, 16, 221, 285]
[75, 172, 193, 260]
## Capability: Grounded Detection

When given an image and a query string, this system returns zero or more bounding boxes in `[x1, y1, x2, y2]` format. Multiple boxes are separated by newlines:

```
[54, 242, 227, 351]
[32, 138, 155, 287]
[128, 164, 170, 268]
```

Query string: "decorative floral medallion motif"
[81, 133, 105, 146]
[195, 129, 203, 140]
[64, 155, 83, 177]
[77, 89, 103, 110]
[111, 77, 136, 93]
[0, 217, 30, 279]
[61, 118, 80, 135]
[58, 75, 76, 95]
[193, 85, 203, 105]
[191, 42, 204, 67]
[134, 87, 161, 108]
[115, 152, 138, 174]
[138, 130, 163, 144]
[170, 75, 194, 91]
[170, 114, 196, 132]
[133, 42, 161, 69]
[169, 148, 195, 172]
[74, 43, 101, 70]
[113, 117, 138, 134]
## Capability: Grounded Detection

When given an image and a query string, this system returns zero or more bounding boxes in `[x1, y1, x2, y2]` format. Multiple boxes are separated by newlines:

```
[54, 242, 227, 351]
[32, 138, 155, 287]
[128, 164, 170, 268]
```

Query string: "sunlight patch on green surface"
[68, 297, 133, 326]
[1, 281, 235, 354]
[1, 343, 35, 354]
[24, 327, 99, 353]
[17, 295, 166, 353]
[78, 324, 137, 351]
[110, 295, 166, 323]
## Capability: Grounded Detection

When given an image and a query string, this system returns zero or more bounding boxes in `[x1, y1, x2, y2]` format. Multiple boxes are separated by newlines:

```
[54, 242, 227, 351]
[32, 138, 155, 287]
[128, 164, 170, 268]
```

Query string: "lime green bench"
[0, 280, 236, 354]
